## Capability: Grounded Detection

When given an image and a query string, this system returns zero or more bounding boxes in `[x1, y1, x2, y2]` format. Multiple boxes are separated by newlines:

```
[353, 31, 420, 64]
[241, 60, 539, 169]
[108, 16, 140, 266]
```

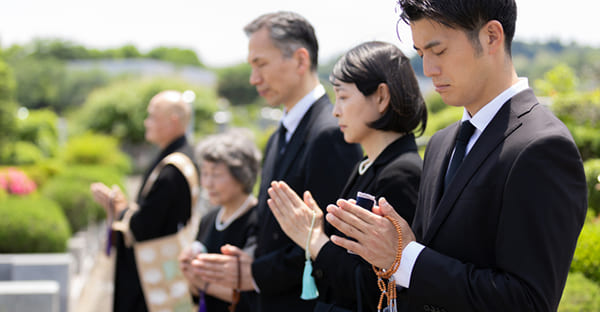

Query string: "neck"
[221, 193, 251, 221]
[361, 131, 404, 162]
[283, 73, 320, 112]
[466, 64, 519, 117]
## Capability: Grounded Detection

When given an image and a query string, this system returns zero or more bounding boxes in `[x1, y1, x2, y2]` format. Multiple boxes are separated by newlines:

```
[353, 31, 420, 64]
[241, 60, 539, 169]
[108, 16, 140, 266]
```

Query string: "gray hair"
[243, 11, 319, 71]
[195, 129, 262, 194]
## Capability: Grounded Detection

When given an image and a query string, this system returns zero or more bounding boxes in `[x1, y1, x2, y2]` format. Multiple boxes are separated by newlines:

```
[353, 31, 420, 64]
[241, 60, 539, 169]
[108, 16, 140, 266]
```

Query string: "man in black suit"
[91, 90, 197, 312]
[326, 1, 588, 311]
[192, 11, 362, 312]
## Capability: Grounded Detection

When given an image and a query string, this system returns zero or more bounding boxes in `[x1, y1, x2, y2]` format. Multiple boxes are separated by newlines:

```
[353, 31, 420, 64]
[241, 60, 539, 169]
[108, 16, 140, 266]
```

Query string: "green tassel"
[301, 259, 319, 300]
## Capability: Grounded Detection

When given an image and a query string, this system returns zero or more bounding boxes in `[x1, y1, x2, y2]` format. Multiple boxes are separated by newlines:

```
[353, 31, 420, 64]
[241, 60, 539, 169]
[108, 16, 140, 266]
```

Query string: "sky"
[1, 0, 598, 67]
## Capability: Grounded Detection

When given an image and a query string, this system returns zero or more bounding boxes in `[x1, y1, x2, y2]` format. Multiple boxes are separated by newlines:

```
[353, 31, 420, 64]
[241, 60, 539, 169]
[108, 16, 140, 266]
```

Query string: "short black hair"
[244, 11, 319, 71]
[397, 0, 517, 55]
[330, 41, 427, 136]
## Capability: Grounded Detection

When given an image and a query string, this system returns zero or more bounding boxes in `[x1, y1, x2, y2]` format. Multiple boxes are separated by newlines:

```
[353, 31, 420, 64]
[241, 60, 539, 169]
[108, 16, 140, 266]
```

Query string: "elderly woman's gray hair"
[195, 129, 262, 194]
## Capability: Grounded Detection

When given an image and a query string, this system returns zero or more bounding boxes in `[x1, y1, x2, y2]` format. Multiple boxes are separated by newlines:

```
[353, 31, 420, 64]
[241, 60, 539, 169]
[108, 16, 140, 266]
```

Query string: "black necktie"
[444, 120, 476, 188]
[277, 123, 287, 155]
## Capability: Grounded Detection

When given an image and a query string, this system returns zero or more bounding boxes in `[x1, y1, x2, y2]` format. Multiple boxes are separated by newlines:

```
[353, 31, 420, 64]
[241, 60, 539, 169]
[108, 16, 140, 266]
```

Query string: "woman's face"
[200, 161, 245, 207]
[332, 80, 382, 145]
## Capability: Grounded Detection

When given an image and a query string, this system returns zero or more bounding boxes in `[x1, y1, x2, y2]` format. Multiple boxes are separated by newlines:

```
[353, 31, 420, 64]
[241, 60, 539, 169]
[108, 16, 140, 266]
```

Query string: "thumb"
[377, 197, 401, 219]
[221, 244, 242, 256]
[304, 191, 323, 216]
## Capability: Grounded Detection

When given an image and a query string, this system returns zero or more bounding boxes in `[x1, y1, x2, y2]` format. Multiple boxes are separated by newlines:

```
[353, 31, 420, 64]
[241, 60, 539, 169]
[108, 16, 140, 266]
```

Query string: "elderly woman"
[267, 41, 427, 312]
[179, 129, 261, 312]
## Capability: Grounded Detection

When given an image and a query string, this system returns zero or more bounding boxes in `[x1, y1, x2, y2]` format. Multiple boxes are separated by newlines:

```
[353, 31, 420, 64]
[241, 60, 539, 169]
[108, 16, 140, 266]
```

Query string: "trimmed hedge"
[42, 164, 125, 232]
[61, 133, 131, 173]
[0, 196, 71, 253]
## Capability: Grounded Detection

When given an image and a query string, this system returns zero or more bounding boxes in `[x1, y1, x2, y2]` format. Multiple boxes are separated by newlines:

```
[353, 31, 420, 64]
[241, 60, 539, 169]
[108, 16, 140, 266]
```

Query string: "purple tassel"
[198, 290, 207, 312]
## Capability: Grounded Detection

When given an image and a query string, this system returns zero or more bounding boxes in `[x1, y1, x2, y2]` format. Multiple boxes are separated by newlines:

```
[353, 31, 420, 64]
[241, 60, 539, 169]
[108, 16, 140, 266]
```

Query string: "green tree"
[0, 56, 17, 160]
[9, 56, 65, 109]
[535, 64, 577, 96]
[147, 47, 204, 67]
[216, 63, 259, 105]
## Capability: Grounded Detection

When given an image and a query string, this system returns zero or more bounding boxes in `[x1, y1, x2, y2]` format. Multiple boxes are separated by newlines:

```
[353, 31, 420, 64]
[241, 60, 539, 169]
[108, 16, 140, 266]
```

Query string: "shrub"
[14, 108, 59, 158]
[425, 92, 447, 114]
[584, 159, 600, 215]
[42, 164, 125, 232]
[0, 167, 37, 195]
[0, 141, 44, 165]
[570, 219, 600, 284]
[558, 272, 600, 312]
[423, 105, 463, 138]
[0, 196, 71, 253]
[61, 133, 131, 173]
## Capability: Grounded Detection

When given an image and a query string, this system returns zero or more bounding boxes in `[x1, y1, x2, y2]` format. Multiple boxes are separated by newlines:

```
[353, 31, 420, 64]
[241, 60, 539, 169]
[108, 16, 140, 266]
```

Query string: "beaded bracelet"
[372, 215, 403, 312]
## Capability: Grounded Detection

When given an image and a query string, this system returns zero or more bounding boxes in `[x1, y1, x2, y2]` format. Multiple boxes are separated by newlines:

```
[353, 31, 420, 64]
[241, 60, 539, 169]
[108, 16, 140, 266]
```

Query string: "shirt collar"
[280, 84, 326, 140]
[462, 78, 529, 132]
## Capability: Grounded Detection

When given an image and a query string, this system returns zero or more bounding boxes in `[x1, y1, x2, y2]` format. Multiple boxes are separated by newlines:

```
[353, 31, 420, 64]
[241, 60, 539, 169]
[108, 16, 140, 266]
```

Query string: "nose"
[249, 68, 261, 86]
[422, 55, 440, 78]
[332, 100, 341, 118]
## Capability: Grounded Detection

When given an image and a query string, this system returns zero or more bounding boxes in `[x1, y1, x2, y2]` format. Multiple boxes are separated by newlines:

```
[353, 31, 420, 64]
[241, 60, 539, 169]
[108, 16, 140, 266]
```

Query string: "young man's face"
[411, 18, 494, 115]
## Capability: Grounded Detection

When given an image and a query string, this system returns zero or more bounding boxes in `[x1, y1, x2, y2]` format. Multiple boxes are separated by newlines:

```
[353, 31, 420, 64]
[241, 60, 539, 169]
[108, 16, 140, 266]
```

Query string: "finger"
[303, 191, 322, 216]
[267, 182, 287, 212]
[325, 204, 364, 239]
[329, 234, 364, 255]
[277, 181, 305, 208]
[220, 244, 242, 256]
[378, 197, 402, 220]
[337, 198, 379, 226]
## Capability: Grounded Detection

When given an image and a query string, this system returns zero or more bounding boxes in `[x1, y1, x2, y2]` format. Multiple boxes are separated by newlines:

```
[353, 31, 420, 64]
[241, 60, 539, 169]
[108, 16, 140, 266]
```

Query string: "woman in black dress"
[267, 41, 427, 312]
[179, 129, 261, 312]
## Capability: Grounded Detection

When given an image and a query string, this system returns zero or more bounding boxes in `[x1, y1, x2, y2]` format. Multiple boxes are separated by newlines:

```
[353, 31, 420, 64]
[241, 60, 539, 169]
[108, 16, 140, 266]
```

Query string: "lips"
[433, 82, 450, 93]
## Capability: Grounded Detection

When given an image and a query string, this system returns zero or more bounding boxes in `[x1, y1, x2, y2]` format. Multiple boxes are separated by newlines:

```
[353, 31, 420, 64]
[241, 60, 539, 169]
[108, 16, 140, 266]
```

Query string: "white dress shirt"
[280, 84, 326, 142]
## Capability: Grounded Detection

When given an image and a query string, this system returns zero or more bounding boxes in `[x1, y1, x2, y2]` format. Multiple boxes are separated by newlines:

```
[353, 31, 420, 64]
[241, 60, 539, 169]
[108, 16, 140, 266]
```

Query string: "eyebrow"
[414, 40, 441, 51]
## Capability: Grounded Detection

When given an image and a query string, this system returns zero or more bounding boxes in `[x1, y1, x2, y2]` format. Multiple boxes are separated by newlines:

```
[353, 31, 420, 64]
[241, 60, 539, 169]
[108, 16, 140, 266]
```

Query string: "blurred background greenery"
[0, 38, 599, 310]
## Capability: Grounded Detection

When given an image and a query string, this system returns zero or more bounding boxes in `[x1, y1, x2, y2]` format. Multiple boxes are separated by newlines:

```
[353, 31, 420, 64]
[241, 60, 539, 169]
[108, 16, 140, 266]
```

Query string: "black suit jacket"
[401, 89, 587, 312]
[252, 95, 363, 312]
[314, 134, 422, 312]
[113, 136, 195, 312]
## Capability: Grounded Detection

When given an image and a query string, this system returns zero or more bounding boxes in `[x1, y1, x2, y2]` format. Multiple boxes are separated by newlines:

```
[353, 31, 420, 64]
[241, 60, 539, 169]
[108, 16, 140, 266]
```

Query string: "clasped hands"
[90, 182, 128, 217]
[179, 244, 255, 293]
[268, 181, 415, 270]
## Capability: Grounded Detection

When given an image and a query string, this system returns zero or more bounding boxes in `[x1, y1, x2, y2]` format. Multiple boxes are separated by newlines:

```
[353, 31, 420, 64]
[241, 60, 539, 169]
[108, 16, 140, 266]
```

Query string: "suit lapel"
[423, 89, 538, 244]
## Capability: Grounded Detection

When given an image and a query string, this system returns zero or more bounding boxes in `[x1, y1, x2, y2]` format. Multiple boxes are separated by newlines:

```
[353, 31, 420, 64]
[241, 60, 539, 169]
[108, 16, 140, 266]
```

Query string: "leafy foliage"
[42, 165, 124, 232]
[584, 159, 600, 215]
[71, 78, 219, 143]
[0, 196, 71, 253]
[0, 58, 17, 157]
[539, 64, 600, 160]
[570, 218, 600, 284]
[147, 47, 204, 67]
[558, 272, 600, 312]
[216, 63, 259, 105]
[61, 133, 131, 173]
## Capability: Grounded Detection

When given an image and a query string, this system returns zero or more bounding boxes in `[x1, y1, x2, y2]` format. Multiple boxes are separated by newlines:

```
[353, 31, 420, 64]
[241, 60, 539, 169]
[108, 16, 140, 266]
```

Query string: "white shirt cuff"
[393, 241, 425, 288]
